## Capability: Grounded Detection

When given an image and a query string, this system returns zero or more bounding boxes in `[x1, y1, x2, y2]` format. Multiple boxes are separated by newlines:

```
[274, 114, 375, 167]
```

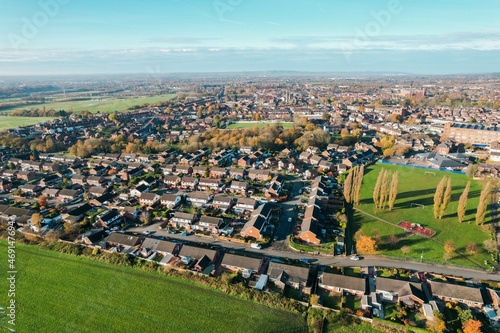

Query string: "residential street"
[128, 221, 500, 282]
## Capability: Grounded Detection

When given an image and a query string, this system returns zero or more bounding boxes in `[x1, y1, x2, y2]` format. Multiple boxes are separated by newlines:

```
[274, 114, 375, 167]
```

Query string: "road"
[128, 221, 500, 282]
[273, 177, 303, 241]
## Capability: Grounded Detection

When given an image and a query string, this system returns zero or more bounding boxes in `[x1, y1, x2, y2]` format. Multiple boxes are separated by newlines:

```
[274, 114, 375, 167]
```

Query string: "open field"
[227, 122, 294, 129]
[0, 93, 176, 114]
[353, 163, 492, 267]
[0, 242, 305, 333]
[0, 116, 58, 129]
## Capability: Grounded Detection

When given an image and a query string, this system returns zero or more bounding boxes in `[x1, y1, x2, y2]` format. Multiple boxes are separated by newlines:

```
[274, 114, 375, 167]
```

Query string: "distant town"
[1, 74, 500, 332]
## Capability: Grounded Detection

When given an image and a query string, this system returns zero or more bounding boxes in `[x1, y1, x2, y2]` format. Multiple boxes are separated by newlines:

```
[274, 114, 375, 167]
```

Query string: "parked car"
[350, 255, 360, 261]
[250, 243, 262, 249]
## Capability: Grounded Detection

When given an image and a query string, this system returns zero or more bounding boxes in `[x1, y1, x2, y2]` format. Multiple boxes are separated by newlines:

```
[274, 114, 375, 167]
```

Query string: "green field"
[227, 122, 293, 129]
[0, 93, 176, 114]
[354, 163, 492, 268]
[0, 242, 305, 333]
[0, 116, 58, 129]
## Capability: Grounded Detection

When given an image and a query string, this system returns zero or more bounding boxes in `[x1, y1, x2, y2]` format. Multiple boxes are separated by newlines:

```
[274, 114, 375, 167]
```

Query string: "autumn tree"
[353, 165, 364, 205]
[373, 168, 384, 211]
[38, 195, 48, 208]
[462, 319, 482, 333]
[457, 181, 471, 223]
[356, 235, 377, 254]
[30, 213, 43, 231]
[401, 246, 410, 256]
[379, 170, 391, 209]
[388, 170, 399, 210]
[439, 178, 452, 219]
[388, 234, 399, 246]
[344, 167, 354, 203]
[476, 181, 490, 225]
[466, 243, 478, 255]
[434, 176, 447, 219]
[444, 240, 456, 254]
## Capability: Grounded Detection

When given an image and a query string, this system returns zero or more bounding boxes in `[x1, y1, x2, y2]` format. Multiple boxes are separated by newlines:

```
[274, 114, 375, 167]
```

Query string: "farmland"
[227, 122, 294, 129]
[0, 116, 58, 130]
[353, 163, 492, 268]
[0, 242, 306, 333]
[0, 93, 176, 114]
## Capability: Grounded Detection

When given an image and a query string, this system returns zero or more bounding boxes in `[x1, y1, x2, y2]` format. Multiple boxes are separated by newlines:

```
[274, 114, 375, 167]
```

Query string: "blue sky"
[0, 0, 499, 75]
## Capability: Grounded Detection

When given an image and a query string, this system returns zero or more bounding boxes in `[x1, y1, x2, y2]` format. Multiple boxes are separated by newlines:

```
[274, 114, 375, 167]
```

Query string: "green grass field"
[353, 163, 492, 267]
[0, 242, 305, 333]
[0, 93, 176, 114]
[0, 116, 58, 129]
[227, 122, 293, 129]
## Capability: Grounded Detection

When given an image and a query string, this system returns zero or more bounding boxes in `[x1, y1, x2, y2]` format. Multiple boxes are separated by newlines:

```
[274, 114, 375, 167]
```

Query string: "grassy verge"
[0, 116, 58, 129]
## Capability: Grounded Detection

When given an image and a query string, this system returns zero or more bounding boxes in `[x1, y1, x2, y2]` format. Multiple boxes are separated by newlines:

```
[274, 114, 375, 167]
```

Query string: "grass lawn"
[0, 116, 58, 129]
[320, 291, 341, 309]
[0, 241, 305, 333]
[1, 94, 176, 114]
[227, 122, 293, 129]
[354, 163, 492, 268]
[324, 322, 384, 333]
[343, 296, 361, 311]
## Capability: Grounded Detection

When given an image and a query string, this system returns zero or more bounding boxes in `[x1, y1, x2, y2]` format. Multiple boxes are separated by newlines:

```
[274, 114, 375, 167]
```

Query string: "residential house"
[106, 232, 143, 248]
[87, 176, 106, 187]
[210, 167, 228, 179]
[430, 281, 484, 308]
[171, 212, 196, 229]
[186, 192, 212, 207]
[163, 175, 180, 187]
[193, 215, 223, 233]
[96, 210, 121, 228]
[229, 168, 246, 180]
[17, 171, 36, 182]
[319, 273, 366, 296]
[139, 192, 160, 206]
[221, 254, 262, 277]
[230, 181, 249, 194]
[180, 176, 199, 189]
[247, 169, 271, 181]
[267, 263, 310, 290]
[235, 198, 257, 212]
[160, 193, 182, 208]
[265, 175, 285, 198]
[141, 238, 180, 257]
[58, 189, 81, 201]
[197, 178, 221, 191]
[212, 195, 234, 210]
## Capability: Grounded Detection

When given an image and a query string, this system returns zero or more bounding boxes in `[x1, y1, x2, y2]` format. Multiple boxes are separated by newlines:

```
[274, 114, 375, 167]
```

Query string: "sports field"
[353, 163, 492, 267]
[0, 116, 57, 130]
[0, 93, 176, 114]
[227, 122, 293, 129]
[0, 242, 305, 333]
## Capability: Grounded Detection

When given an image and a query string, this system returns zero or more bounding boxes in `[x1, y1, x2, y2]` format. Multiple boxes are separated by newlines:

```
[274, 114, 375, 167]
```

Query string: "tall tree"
[457, 181, 471, 223]
[373, 168, 384, 210]
[344, 167, 354, 203]
[476, 181, 491, 225]
[379, 170, 391, 209]
[356, 235, 377, 254]
[353, 165, 364, 205]
[434, 176, 447, 219]
[439, 178, 452, 219]
[388, 170, 399, 210]
[462, 319, 483, 333]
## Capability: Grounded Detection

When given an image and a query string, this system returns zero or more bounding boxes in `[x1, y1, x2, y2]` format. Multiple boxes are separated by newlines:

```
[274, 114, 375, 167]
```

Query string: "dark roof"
[267, 263, 309, 281]
[376, 277, 411, 293]
[430, 281, 484, 303]
[221, 253, 261, 271]
[67, 203, 91, 216]
[178, 245, 216, 260]
[106, 232, 142, 247]
[398, 282, 426, 302]
[321, 273, 366, 292]
[142, 238, 178, 254]
[84, 230, 107, 244]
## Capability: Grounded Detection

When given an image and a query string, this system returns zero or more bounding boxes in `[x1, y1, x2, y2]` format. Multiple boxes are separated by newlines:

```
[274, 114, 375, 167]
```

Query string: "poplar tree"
[439, 178, 452, 219]
[457, 181, 470, 223]
[373, 168, 384, 210]
[434, 176, 447, 219]
[388, 170, 399, 210]
[379, 170, 391, 210]
[354, 165, 364, 205]
[344, 167, 354, 203]
[476, 181, 491, 225]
